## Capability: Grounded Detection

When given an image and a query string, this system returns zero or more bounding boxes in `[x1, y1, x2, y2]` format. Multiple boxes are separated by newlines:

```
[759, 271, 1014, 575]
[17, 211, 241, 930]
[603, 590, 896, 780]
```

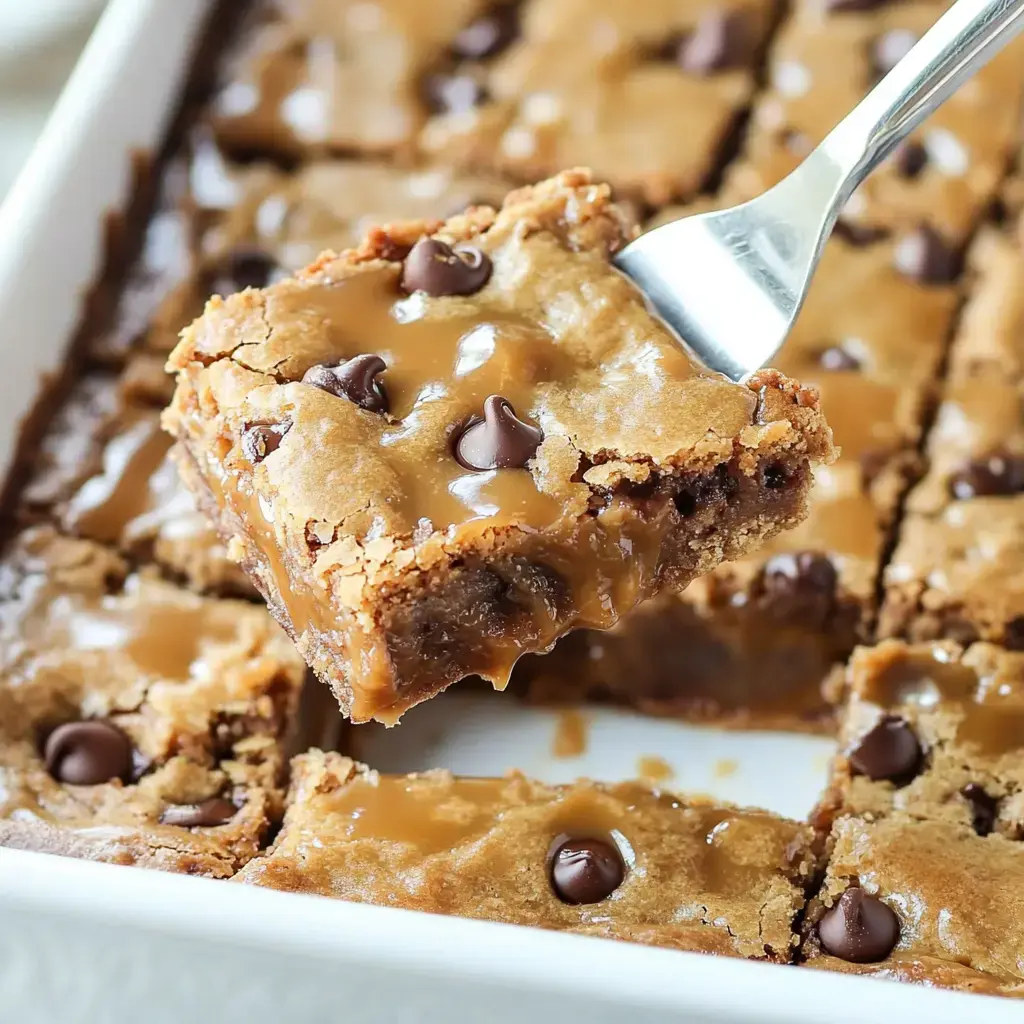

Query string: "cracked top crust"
[166, 169, 832, 594]
[235, 750, 816, 958]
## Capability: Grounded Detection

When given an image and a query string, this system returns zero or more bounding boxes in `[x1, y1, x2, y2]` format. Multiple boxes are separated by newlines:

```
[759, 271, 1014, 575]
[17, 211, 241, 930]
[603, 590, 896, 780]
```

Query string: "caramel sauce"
[866, 650, 1024, 756]
[63, 412, 174, 544]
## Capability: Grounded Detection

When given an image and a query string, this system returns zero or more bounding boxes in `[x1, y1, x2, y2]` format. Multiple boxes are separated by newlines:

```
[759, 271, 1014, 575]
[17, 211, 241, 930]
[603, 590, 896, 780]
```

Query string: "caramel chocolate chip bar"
[724, 2, 1024, 260]
[522, 230, 954, 731]
[880, 216, 1024, 647]
[235, 750, 817, 959]
[0, 528, 306, 876]
[801, 815, 1024, 997]
[208, 0, 778, 205]
[165, 170, 835, 723]
[816, 639, 1024, 838]
[419, 0, 779, 204]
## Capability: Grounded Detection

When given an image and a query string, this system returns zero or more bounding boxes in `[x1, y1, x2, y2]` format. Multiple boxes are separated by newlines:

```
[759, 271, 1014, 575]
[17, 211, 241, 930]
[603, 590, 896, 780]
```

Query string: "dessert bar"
[724, 2, 1024, 256]
[817, 639, 1024, 836]
[801, 815, 1024, 997]
[0, 528, 306, 875]
[210, 0, 779, 205]
[236, 749, 818, 959]
[165, 170, 835, 723]
[880, 215, 1024, 647]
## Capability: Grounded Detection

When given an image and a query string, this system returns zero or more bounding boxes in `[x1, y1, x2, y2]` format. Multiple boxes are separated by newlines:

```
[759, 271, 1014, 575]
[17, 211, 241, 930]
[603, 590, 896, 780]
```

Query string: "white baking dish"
[0, 2, 1017, 1021]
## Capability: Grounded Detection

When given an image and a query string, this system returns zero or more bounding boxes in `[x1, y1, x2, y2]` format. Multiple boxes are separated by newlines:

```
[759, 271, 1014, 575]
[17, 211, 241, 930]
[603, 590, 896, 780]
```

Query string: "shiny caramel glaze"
[166, 171, 834, 722]
[236, 750, 817, 958]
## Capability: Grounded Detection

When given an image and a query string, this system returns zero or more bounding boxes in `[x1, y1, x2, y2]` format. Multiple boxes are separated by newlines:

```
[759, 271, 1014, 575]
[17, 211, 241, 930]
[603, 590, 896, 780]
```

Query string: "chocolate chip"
[454, 395, 543, 471]
[818, 345, 861, 371]
[893, 226, 960, 284]
[451, 6, 519, 60]
[894, 140, 928, 179]
[212, 246, 282, 294]
[549, 837, 625, 905]
[834, 219, 888, 247]
[678, 11, 753, 74]
[824, 0, 891, 11]
[43, 720, 134, 786]
[872, 28, 918, 77]
[758, 551, 838, 624]
[423, 72, 489, 114]
[302, 355, 388, 414]
[1004, 616, 1024, 651]
[848, 714, 922, 782]
[160, 797, 238, 829]
[818, 888, 899, 963]
[762, 462, 789, 489]
[241, 421, 291, 464]
[948, 452, 1024, 500]
[961, 783, 998, 836]
[401, 237, 492, 297]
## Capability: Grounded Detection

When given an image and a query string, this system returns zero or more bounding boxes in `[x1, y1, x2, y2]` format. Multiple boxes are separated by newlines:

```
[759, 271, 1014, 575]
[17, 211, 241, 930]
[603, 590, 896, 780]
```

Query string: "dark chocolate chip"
[302, 355, 388, 414]
[818, 344, 861, 371]
[834, 218, 888, 247]
[759, 551, 838, 623]
[893, 140, 928, 179]
[943, 617, 980, 647]
[871, 28, 918, 77]
[1005, 616, 1024, 651]
[848, 714, 922, 782]
[423, 72, 490, 114]
[401, 237, 493, 297]
[961, 783, 998, 837]
[549, 837, 625, 905]
[948, 452, 1024, 500]
[818, 888, 900, 963]
[212, 246, 282, 294]
[241, 421, 291, 464]
[678, 11, 753, 74]
[451, 6, 519, 60]
[44, 720, 134, 786]
[824, 0, 891, 11]
[762, 462, 789, 489]
[893, 226, 960, 284]
[160, 797, 239, 829]
[454, 395, 543, 471]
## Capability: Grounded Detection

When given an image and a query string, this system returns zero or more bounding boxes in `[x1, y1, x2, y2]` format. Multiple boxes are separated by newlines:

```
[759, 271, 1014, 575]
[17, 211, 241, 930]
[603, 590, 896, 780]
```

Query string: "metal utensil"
[615, 0, 1024, 382]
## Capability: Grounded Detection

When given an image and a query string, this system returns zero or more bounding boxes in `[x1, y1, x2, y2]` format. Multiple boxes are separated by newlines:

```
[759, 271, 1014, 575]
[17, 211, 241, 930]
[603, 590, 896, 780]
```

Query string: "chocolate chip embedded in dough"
[451, 7, 520, 60]
[549, 837, 625, 905]
[160, 797, 239, 829]
[303, 355, 388, 414]
[960, 784, 998, 837]
[848, 714, 922, 782]
[818, 888, 900, 963]
[678, 11, 755, 74]
[454, 396, 543, 471]
[893, 226, 961, 284]
[43, 720, 134, 786]
[400, 237, 493, 296]
[242, 421, 291, 464]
